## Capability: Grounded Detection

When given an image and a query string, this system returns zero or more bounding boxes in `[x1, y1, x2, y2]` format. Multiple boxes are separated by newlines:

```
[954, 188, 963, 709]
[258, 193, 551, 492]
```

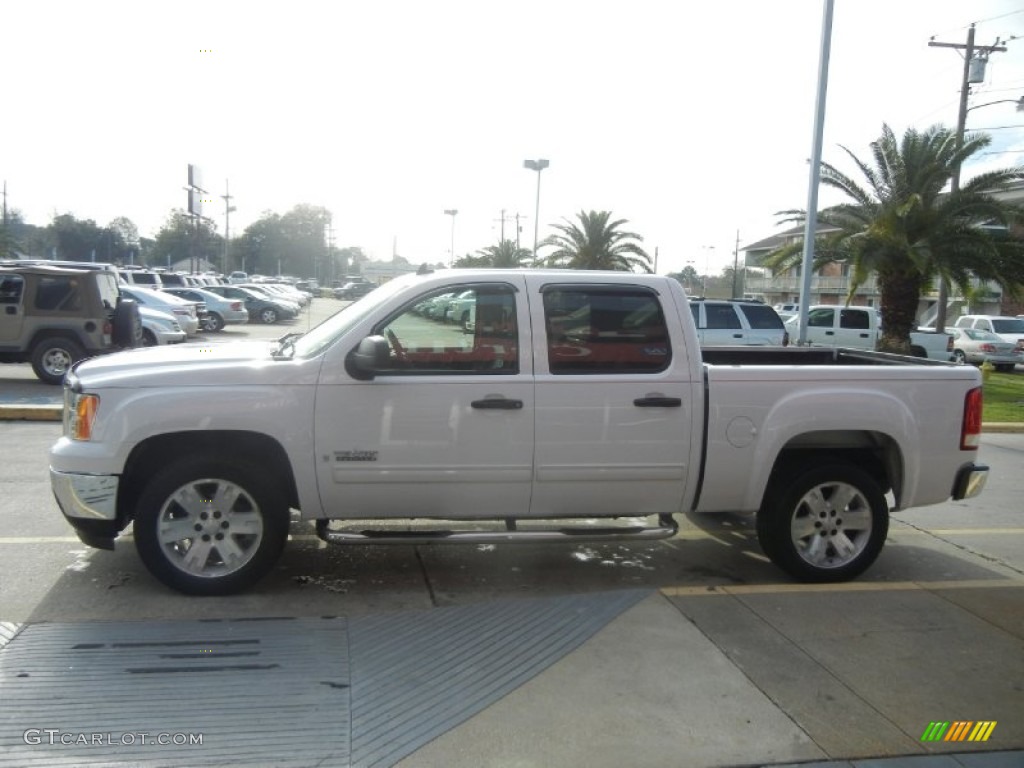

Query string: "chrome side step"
[315, 514, 678, 546]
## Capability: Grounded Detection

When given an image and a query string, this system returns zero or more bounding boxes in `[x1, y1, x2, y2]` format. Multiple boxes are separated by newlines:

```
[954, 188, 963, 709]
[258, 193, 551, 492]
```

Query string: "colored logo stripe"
[921, 721, 996, 742]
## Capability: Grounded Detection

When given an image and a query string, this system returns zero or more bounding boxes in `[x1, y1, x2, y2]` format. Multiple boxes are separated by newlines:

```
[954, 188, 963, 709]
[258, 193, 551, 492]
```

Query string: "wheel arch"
[762, 430, 903, 508]
[118, 430, 300, 526]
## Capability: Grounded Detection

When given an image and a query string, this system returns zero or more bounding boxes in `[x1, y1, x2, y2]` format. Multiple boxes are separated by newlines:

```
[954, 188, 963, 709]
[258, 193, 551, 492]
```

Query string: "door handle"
[4, 306, 15, 315]
[471, 397, 523, 410]
[634, 396, 682, 408]
[825, 330, 835, 336]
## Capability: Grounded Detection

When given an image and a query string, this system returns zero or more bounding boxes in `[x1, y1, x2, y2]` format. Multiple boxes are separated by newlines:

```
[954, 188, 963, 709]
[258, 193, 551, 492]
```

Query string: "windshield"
[289, 274, 417, 358]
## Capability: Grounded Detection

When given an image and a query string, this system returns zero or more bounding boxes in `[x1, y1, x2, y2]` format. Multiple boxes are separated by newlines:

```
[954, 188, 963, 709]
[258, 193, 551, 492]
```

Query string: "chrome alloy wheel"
[789, 480, 873, 569]
[156, 477, 265, 579]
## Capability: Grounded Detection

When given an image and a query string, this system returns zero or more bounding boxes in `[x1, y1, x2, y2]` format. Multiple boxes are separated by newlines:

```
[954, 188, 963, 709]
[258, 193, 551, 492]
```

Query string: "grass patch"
[983, 370, 1024, 422]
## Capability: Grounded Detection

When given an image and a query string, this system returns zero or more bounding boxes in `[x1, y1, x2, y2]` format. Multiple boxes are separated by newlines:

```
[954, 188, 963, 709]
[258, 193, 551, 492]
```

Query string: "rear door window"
[544, 286, 670, 374]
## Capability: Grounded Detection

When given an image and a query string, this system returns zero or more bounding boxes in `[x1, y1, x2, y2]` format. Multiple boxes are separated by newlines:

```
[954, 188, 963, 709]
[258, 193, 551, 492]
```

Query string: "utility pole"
[928, 24, 1007, 332]
[514, 212, 527, 252]
[731, 229, 741, 298]
[220, 180, 236, 276]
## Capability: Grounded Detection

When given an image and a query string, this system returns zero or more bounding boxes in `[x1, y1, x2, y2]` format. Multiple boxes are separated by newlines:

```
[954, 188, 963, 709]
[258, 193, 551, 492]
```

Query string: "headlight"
[67, 392, 100, 441]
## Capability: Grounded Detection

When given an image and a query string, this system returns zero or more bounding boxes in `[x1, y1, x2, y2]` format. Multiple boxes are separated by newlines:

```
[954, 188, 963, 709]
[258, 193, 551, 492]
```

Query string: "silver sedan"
[162, 287, 250, 332]
[951, 327, 1023, 372]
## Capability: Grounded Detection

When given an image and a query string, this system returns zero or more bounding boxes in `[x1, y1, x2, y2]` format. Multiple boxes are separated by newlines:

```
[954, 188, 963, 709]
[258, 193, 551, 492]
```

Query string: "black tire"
[757, 462, 888, 583]
[205, 312, 225, 332]
[133, 456, 290, 595]
[953, 350, 967, 364]
[112, 299, 142, 348]
[259, 307, 279, 324]
[30, 337, 85, 385]
[141, 328, 158, 347]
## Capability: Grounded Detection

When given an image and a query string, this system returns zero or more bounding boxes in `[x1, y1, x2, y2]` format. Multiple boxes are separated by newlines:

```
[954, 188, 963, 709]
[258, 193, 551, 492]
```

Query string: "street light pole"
[444, 209, 458, 266]
[523, 159, 549, 260]
[221, 180, 236, 276]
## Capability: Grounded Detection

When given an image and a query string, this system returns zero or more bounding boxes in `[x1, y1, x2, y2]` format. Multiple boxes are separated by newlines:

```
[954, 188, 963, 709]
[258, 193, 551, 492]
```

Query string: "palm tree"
[765, 124, 1024, 354]
[540, 210, 652, 273]
[469, 239, 533, 268]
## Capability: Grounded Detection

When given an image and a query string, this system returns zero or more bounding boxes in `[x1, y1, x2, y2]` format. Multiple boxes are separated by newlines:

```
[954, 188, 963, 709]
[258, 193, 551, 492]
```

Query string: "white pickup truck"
[49, 270, 989, 594]
[784, 305, 954, 360]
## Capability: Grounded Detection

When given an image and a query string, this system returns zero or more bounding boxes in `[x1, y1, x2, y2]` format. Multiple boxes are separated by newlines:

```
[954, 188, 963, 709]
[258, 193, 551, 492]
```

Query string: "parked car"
[138, 306, 187, 346]
[949, 327, 1023, 371]
[118, 285, 202, 336]
[161, 287, 249, 331]
[119, 269, 163, 289]
[204, 285, 299, 324]
[50, 269, 989, 594]
[238, 284, 301, 315]
[954, 315, 1024, 353]
[334, 281, 376, 300]
[257, 282, 309, 307]
[228, 271, 249, 284]
[785, 305, 954, 361]
[0, 262, 139, 384]
[690, 299, 789, 346]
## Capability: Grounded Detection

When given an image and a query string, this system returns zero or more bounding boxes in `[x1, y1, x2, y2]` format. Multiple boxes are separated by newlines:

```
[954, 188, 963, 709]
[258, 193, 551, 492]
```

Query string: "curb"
[0, 405, 62, 422]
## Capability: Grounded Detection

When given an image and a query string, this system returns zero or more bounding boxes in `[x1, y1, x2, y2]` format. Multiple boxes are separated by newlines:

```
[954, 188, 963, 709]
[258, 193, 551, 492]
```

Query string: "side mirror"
[347, 335, 391, 380]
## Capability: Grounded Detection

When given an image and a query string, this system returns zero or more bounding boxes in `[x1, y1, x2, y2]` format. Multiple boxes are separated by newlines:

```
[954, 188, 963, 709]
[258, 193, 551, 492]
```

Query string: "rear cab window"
[542, 285, 670, 374]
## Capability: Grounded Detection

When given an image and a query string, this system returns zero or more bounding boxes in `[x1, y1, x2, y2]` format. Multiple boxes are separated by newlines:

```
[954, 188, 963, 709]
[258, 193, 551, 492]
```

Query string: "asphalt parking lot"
[0, 300, 1021, 767]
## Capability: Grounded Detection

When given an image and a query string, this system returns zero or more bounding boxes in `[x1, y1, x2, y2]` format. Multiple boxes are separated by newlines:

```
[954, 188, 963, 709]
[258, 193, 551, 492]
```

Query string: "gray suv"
[689, 299, 789, 346]
[0, 263, 140, 384]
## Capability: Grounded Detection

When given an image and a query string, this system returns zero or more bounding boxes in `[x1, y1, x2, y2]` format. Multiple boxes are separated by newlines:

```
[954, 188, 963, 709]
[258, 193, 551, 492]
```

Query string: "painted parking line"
[661, 578, 1024, 597]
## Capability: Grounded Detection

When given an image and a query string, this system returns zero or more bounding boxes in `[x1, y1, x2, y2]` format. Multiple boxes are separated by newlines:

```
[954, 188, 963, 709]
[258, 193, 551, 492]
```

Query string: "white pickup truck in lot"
[784, 304, 954, 360]
[49, 270, 989, 594]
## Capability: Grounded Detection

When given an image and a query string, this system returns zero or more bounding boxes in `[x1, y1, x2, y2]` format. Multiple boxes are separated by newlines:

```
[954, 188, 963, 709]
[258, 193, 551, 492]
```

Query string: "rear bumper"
[952, 464, 989, 500]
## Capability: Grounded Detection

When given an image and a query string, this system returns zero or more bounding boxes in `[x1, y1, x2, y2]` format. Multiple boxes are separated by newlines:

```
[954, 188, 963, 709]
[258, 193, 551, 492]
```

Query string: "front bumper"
[50, 469, 123, 549]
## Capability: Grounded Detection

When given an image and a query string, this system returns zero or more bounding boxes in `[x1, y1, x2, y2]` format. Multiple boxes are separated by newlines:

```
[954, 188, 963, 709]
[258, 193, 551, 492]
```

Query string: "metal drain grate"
[0, 590, 649, 767]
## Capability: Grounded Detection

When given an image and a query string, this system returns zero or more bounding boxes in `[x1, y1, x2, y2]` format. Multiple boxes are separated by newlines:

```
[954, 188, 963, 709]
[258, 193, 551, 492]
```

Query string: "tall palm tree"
[540, 210, 652, 273]
[765, 124, 1023, 353]
[474, 239, 533, 268]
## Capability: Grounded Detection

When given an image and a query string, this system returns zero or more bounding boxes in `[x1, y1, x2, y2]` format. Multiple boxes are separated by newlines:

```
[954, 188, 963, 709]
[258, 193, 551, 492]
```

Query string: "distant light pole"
[702, 245, 715, 296]
[444, 209, 458, 266]
[221, 180, 236, 276]
[523, 159, 549, 259]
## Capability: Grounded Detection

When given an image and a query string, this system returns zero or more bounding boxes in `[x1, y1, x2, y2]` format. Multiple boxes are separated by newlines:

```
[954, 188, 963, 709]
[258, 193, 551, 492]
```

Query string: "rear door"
[530, 277, 696, 517]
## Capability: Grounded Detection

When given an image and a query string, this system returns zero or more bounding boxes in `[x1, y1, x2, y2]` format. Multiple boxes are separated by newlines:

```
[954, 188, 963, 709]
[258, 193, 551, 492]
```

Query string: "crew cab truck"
[49, 270, 989, 595]
[784, 304, 954, 361]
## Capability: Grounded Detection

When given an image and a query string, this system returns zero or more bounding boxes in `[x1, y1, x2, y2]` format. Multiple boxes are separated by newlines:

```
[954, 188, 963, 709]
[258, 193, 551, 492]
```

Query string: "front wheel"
[133, 456, 290, 595]
[757, 462, 888, 583]
[953, 350, 967, 364]
[259, 307, 279, 324]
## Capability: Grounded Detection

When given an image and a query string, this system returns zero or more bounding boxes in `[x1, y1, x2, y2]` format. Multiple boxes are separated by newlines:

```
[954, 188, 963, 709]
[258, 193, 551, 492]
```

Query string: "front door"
[313, 278, 534, 520]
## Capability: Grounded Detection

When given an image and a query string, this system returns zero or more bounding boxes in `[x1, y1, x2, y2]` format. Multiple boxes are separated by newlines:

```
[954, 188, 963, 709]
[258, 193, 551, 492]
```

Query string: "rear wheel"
[204, 312, 225, 332]
[757, 462, 888, 582]
[31, 337, 85, 384]
[133, 456, 290, 595]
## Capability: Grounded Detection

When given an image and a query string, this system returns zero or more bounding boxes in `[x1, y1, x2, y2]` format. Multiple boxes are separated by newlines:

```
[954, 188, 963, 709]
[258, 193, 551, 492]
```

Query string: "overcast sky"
[4, 0, 1023, 276]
